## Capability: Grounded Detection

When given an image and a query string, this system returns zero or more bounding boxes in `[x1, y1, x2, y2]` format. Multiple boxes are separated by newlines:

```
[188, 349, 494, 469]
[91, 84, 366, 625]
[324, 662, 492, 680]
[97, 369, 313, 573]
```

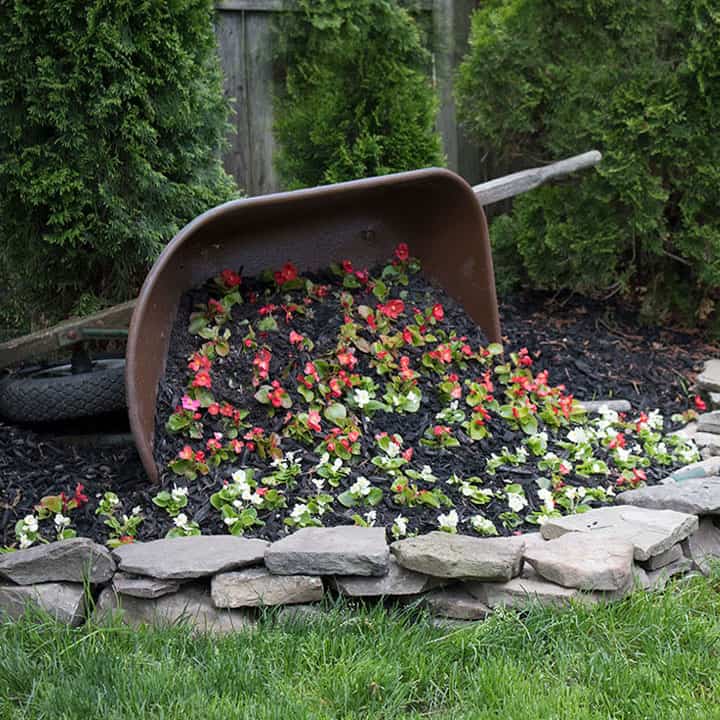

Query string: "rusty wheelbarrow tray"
[127, 151, 601, 482]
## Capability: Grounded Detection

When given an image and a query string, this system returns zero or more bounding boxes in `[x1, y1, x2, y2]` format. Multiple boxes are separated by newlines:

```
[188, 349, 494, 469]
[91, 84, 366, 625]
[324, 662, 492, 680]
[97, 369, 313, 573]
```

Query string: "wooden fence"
[214, 0, 481, 196]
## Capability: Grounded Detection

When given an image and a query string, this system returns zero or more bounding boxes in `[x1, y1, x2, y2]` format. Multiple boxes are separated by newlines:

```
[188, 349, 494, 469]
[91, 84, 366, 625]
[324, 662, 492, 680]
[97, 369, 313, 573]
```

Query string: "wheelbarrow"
[0, 151, 600, 479]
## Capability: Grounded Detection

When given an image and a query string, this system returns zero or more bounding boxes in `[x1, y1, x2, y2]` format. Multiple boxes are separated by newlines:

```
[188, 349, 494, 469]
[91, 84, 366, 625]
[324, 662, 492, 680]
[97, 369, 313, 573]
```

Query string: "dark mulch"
[0, 287, 714, 548]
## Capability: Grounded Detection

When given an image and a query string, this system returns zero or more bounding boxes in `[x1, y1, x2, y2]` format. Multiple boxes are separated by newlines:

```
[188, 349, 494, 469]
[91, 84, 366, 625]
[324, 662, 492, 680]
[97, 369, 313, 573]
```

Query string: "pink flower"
[192, 370, 212, 389]
[431, 304, 444, 321]
[182, 395, 200, 412]
[179, 445, 194, 460]
[694, 395, 707, 412]
[307, 410, 322, 432]
[289, 330, 304, 346]
[207, 403, 220, 416]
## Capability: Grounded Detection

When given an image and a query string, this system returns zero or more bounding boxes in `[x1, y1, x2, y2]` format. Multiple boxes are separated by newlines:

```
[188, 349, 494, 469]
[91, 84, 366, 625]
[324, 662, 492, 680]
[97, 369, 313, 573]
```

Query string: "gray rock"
[95, 585, 254, 634]
[423, 588, 491, 620]
[112, 572, 180, 599]
[645, 558, 692, 591]
[211, 568, 323, 608]
[578, 400, 632, 414]
[333, 557, 443, 597]
[666, 457, 720, 483]
[697, 359, 720, 393]
[639, 544, 683, 571]
[430, 617, 481, 630]
[540, 506, 698, 561]
[684, 517, 720, 575]
[0, 538, 115, 586]
[391, 532, 524, 581]
[0, 582, 85, 625]
[265, 527, 389, 577]
[697, 412, 720, 434]
[692, 432, 720, 455]
[710, 392, 720, 409]
[466, 572, 589, 609]
[617, 477, 720, 515]
[525, 531, 635, 591]
[113, 536, 268, 580]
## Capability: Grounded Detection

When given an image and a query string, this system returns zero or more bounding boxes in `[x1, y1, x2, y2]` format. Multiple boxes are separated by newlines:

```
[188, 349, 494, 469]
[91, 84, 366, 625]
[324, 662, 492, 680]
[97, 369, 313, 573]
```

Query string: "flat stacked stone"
[666, 457, 720, 483]
[540, 506, 698, 561]
[524, 531, 635, 591]
[211, 568, 323, 607]
[639, 545, 684, 571]
[577, 400, 631, 414]
[683, 517, 720, 575]
[391, 532, 524, 581]
[697, 412, 720, 434]
[265, 527, 389, 577]
[113, 536, 268, 580]
[0, 538, 115, 585]
[617, 477, 720, 515]
[112, 572, 180, 599]
[697, 359, 720, 393]
[466, 571, 588, 609]
[333, 557, 442, 597]
[0, 582, 86, 625]
[96, 585, 254, 634]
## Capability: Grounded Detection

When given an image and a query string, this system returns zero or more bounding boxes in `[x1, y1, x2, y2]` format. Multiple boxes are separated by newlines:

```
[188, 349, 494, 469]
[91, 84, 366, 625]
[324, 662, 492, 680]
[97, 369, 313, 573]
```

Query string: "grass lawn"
[1, 573, 720, 719]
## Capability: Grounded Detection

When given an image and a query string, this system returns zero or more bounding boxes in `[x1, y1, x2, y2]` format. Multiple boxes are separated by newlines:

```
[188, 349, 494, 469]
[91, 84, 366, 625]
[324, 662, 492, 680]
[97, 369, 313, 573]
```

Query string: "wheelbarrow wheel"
[0, 357, 126, 424]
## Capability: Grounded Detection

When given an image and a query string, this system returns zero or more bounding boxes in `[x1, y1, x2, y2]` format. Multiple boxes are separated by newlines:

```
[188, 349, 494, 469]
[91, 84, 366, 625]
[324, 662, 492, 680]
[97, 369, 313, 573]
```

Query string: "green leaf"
[324, 403, 347, 425]
[258, 316, 278, 332]
[338, 491, 358, 508]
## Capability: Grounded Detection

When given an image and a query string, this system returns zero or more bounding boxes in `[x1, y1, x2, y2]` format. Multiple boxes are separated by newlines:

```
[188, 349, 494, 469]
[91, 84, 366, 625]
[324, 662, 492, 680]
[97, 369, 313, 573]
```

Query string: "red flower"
[337, 348, 358, 369]
[231, 439, 244, 453]
[694, 395, 707, 412]
[609, 433, 626, 450]
[119, 536, 135, 545]
[208, 298, 225, 316]
[354, 269, 369, 284]
[341, 259, 354, 274]
[274, 262, 298, 286]
[208, 403, 220, 416]
[289, 330, 304, 346]
[194, 450, 206, 463]
[395, 243, 409, 262]
[73, 483, 89, 507]
[377, 299, 405, 319]
[431, 304, 444, 321]
[366, 314, 377, 331]
[402, 447, 414, 462]
[188, 352, 211, 373]
[259, 303, 277, 316]
[253, 348, 271, 380]
[256, 487, 268, 497]
[192, 370, 212, 389]
[518, 347, 533, 367]
[632, 468, 647, 483]
[433, 425, 451, 437]
[179, 445, 194, 460]
[347, 430, 360, 443]
[220, 269, 242, 288]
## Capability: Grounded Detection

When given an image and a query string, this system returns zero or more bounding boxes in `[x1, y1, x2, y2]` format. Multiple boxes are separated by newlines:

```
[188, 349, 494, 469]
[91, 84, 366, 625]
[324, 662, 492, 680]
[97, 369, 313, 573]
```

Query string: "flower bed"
[1, 247, 706, 552]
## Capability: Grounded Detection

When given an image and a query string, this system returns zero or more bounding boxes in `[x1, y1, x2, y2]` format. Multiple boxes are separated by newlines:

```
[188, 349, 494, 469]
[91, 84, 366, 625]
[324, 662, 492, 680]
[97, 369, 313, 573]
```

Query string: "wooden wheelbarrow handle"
[473, 150, 602, 206]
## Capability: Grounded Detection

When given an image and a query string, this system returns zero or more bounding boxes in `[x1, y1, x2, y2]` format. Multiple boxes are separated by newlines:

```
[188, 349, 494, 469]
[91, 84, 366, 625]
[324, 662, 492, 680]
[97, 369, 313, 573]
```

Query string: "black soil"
[0, 282, 714, 548]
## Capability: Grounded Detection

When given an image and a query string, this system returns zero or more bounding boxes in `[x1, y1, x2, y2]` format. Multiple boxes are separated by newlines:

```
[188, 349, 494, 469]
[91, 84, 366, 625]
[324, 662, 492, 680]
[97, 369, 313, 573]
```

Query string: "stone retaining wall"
[2, 475, 720, 632]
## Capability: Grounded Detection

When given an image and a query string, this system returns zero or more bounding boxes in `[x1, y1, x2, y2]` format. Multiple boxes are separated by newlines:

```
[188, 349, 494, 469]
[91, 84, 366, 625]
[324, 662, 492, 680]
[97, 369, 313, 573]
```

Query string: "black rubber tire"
[0, 357, 126, 423]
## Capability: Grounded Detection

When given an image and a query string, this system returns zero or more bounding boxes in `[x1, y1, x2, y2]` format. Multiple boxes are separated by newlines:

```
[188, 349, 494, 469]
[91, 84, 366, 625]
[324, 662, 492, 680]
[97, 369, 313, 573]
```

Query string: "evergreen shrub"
[274, 0, 443, 189]
[0, 0, 237, 329]
[457, 0, 720, 325]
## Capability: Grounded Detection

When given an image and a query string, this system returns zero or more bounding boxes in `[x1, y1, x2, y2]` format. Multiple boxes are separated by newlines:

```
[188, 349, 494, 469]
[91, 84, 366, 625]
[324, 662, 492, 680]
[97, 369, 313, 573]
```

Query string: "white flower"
[311, 477, 326, 491]
[318, 453, 331, 467]
[605, 485, 616, 497]
[616, 447, 631, 462]
[437, 510, 459, 532]
[537, 488, 555, 511]
[648, 410, 664, 430]
[385, 441, 400, 458]
[174, 513, 189, 528]
[471, 515, 497, 536]
[419, 465, 436, 483]
[576, 486, 587, 499]
[19, 534, 33, 549]
[567, 427, 589, 444]
[23, 515, 38, 533]
[232, 469, 248, 484]
[350, 476, 371, 496]
[407, 389, 420, 404]
[332, 458, 343, 472]
[598, 405, 619, 423]
[54, 513, 70, 530]
[223, 516, 238, 526]
[290, 503, 308, 520]
[354, 389, 370, 408]
[543, 451, 559, 462]
[132, 506, 142, 516]
[507, 492, 528, 512]
[393, 515, 408, 536]
[364, 510, 377, 526]
[564, 486, 577, 501]
[516, 447, 528, 462]
[249, 492, 264, 507]
[171, 486, 188, 502]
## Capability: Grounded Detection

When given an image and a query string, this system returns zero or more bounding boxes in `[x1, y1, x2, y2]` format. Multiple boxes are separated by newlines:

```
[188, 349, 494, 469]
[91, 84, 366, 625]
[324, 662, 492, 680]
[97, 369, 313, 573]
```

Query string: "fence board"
[214, 0, 478, 196]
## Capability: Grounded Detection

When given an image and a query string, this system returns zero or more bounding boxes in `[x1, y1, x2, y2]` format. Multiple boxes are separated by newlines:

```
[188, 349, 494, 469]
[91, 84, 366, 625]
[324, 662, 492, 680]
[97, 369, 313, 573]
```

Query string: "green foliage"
[457, 0, 720, 325]
[0, 0, 238, 328]
[274, 0, 443, 188]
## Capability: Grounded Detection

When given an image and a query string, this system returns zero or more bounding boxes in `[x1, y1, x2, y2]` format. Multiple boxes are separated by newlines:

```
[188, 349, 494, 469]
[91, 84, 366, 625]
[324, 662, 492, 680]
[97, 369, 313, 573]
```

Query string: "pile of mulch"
[0, 279, 713, 548]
